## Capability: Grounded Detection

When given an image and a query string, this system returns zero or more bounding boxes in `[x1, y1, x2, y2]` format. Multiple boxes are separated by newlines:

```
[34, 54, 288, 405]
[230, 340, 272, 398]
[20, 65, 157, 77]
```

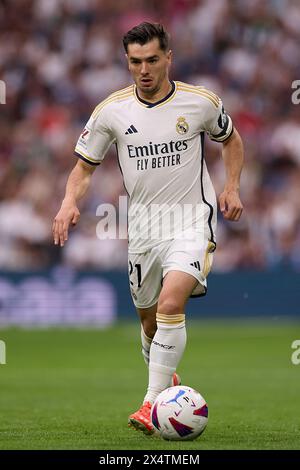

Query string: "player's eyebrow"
[129, 55, 160, 62]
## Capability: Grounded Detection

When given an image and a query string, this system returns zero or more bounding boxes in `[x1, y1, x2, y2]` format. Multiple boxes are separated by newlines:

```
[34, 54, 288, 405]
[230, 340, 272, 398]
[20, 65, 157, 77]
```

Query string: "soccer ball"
[151, 385, 208, 441]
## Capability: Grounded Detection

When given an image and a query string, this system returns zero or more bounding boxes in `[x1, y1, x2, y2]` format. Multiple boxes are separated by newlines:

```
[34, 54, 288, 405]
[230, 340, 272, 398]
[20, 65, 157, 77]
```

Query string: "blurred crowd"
[0, 0, 300, 272]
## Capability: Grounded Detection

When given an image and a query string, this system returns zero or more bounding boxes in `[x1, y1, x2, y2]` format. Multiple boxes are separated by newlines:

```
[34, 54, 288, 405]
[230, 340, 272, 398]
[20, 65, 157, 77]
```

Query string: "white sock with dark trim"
[141, 326, 152, 366]
[143, 313, 186, 404]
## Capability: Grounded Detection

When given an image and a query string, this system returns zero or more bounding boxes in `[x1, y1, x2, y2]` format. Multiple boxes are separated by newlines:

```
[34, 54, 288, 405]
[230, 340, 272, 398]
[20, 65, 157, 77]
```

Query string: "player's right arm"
[53, 99, 115, 247]
[53, 159, 96, 247]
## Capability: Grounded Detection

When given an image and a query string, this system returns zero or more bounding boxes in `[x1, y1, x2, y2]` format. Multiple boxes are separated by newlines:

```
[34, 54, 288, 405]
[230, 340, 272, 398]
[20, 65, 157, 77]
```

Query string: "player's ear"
[167, 49, 172, 65]
[125, 54, 130, 69]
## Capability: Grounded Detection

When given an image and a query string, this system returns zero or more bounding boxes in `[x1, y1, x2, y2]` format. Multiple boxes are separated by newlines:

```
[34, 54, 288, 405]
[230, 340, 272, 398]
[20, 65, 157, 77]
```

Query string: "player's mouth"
[140, 78, 153, 86]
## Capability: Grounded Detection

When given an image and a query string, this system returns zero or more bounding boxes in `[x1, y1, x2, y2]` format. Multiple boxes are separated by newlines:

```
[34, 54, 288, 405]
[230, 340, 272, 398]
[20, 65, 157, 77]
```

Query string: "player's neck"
[137, 79, 172, 104]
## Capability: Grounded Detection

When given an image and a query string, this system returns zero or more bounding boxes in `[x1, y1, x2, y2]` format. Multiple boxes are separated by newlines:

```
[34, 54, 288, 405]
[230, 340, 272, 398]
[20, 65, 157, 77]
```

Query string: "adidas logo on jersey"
[125, 125, 138, 135]
[190, 261, 201, 271]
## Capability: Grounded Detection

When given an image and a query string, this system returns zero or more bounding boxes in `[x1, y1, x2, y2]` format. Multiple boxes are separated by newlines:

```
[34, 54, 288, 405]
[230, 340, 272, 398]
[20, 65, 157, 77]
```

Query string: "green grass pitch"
[0, 321, 299, 450]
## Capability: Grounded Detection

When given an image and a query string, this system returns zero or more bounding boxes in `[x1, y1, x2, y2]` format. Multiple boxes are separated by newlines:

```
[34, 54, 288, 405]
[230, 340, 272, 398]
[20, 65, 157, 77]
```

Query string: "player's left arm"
[219, 127, 244, 221]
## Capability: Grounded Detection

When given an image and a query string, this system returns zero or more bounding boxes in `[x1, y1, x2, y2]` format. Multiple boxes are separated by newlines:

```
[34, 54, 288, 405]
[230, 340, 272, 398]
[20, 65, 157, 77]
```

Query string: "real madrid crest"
[176, 117, 189, 135]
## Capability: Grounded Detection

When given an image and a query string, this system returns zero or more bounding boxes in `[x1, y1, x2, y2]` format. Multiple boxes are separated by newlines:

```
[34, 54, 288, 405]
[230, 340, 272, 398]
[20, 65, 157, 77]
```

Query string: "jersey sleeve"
[202, 93, 233, 143]
[75, 106, 115, 166]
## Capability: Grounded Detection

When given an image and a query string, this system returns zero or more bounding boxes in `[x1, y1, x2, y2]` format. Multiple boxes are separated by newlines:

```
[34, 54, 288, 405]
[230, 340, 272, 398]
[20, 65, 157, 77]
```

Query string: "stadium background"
[0, 0, 299, 450]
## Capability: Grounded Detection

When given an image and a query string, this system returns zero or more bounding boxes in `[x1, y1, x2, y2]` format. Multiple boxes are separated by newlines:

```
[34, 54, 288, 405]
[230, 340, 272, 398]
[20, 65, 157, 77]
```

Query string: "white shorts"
[128, 235, 216, 309]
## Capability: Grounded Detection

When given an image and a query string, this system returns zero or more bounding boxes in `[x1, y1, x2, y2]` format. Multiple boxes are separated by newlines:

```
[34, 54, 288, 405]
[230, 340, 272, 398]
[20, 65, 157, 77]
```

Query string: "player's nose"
[141, 62, 149, 75]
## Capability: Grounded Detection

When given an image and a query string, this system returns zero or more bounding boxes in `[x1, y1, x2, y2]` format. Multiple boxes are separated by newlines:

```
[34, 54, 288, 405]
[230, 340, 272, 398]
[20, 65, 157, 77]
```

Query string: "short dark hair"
[123, 22, 170, 53]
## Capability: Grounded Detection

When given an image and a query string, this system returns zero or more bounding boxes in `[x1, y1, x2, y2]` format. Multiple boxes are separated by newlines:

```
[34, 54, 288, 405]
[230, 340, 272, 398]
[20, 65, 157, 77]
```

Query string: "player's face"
[126, 39, 172, 96]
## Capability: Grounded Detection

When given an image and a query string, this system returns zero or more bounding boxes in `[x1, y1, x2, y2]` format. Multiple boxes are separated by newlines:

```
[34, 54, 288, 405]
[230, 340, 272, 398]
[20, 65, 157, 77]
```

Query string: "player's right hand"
[52, 201, 80, 247]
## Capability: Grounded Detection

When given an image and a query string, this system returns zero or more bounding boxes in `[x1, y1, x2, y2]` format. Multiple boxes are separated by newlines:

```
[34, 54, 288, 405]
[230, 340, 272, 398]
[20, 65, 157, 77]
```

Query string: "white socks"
[143, 313, 186, 404]
[141, 326, 152, 366]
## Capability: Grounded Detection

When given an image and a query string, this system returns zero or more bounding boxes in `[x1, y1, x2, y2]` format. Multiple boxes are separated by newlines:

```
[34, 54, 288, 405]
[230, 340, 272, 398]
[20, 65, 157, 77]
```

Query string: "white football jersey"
[75, 81, 233, 253]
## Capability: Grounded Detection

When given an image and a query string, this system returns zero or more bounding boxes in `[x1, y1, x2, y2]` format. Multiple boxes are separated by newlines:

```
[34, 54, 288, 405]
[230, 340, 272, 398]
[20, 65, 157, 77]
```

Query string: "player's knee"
[157, 297, 183, 316]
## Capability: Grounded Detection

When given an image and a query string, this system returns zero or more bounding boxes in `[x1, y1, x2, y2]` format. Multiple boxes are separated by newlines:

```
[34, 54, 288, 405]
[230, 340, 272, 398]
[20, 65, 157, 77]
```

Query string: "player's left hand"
[219, 189, 243, 221]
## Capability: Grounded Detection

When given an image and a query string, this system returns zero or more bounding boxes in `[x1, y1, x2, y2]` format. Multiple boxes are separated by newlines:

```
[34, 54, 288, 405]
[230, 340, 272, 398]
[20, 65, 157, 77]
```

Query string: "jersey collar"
[134, 80, 176, 108]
